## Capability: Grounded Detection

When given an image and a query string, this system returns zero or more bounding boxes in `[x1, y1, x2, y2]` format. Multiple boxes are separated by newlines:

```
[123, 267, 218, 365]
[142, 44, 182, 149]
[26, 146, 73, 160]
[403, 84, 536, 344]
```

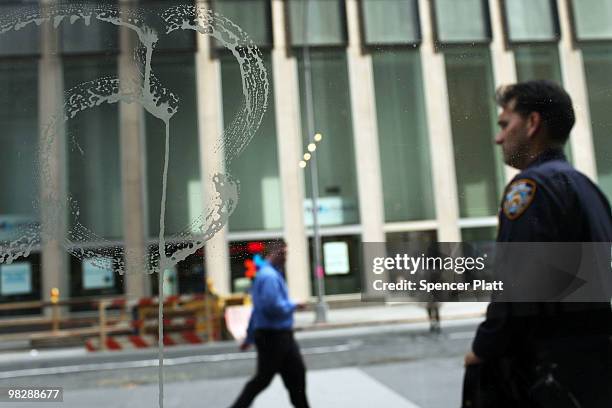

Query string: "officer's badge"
[503, 179, 537, 220]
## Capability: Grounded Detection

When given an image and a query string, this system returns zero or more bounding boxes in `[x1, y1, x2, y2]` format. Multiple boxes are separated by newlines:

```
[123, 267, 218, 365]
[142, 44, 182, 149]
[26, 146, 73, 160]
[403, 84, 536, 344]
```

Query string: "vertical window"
[61, 0, 119, 55]
[146, 54, 201, 237]
[582, 45, 612, 200]
[309, 235, 361, 295]
[0, 60, 39, 224]
[433, 0, 490, 43]
[64, 57, 123, 239]
[297, 50, 360, 226]
[288, 0, 346, 46]
[571, 0, 612, 41]
[361, 0, 420, 45]
[0, 2, 40, 57]
[372, 50, 435, 222]
[503, 0, 558, 42]
[212, 0, 272, 47]
[445, 47, 504, 218]
[514, 45, 562, 83]
[221, 53, 282, 232]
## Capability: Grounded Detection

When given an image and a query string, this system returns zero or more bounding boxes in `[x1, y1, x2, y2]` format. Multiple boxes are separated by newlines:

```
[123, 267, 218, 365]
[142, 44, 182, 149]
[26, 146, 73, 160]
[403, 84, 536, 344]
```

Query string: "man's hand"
[464, 351, 483, 366]
[239, 341, 252, 352]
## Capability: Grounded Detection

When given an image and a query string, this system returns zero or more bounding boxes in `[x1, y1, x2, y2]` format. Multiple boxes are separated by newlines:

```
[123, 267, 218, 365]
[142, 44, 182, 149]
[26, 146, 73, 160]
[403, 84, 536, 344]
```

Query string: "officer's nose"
[495, 131, 504, 145]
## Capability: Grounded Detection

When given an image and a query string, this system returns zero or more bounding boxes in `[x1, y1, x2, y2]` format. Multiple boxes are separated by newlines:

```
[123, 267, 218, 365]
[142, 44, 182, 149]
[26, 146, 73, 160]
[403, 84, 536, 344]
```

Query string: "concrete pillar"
[345, 0, 385, 244]
[118, 2, 151, 300]
[417, 0, 461, 241]
[270, 0, 311, 302]
[39, 0, 69, 313]
[556, 0, 597, 180]
[195, 5, 231, 296]
[488, 0, 519, 183]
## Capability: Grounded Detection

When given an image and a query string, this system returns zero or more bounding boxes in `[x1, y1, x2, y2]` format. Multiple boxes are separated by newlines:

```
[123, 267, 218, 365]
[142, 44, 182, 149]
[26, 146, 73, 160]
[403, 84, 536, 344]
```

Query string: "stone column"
[39, 0, 68, 314]
[556, 0, 597, 180]
[345, 0, 385, 245]
[195, 3, 231, 296]
[270, 0, 311, 301]
[488, 0, 519, 183]
[119, 0, 151, 300]
[417, 0, 461, 241]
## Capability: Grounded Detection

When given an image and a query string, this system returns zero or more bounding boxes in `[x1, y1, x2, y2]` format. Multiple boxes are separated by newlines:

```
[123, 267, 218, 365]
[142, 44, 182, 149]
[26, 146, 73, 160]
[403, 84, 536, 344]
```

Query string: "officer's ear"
[525, 111, 542, 139]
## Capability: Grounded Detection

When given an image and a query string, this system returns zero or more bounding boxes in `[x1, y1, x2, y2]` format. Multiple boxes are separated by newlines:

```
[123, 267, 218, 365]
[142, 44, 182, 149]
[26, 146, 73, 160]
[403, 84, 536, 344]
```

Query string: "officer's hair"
[496, 80, 575, 145]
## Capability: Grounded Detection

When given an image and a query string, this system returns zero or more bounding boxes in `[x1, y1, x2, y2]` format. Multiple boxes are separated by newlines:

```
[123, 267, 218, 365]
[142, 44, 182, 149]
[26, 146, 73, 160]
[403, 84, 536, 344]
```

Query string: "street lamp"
[301, 0, 328, 324]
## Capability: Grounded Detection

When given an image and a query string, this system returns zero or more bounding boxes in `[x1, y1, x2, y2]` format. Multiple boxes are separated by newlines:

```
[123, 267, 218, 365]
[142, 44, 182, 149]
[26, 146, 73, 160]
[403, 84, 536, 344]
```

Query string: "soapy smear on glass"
[0, 3, 268, 407]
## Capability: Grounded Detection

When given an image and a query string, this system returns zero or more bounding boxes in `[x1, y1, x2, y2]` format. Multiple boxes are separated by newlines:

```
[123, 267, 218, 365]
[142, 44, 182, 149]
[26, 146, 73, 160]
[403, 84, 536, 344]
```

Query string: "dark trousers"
[230, 329, 310, 408]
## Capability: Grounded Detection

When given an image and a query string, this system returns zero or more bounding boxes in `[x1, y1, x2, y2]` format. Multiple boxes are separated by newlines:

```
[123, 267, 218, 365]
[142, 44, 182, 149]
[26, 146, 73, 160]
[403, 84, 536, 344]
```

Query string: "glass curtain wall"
[572, 1, 612, 200]
[64, 57, 123, 239]
[445, 48, 502, 218]
[362, 0, 434, 222]
[582, 45, 612, 201]
[220, 53, 282, 231]
[290, 0, 359, 226]
[215, 0, 281, 232]
[146, 54, 201, 237]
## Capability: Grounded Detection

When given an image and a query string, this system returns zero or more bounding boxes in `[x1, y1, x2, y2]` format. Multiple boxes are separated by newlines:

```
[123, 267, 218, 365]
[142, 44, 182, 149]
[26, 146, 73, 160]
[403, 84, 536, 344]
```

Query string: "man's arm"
[258, 274, 296, 318]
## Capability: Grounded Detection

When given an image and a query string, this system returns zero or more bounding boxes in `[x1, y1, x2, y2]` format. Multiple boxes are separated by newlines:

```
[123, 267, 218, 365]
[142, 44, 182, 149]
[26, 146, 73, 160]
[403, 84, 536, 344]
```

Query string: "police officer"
[463, 80, 612, 407]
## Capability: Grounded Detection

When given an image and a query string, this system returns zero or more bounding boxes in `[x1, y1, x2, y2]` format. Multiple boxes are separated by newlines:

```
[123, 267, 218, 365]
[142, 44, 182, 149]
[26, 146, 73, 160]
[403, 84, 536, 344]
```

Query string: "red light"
[244, 259, 256, 278]
[247, 241, 265, 254]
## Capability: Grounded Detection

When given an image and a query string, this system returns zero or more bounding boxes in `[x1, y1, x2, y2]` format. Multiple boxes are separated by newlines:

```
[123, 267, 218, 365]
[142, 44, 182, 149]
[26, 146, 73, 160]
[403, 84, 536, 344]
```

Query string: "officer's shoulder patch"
[503, 178, 537, 220]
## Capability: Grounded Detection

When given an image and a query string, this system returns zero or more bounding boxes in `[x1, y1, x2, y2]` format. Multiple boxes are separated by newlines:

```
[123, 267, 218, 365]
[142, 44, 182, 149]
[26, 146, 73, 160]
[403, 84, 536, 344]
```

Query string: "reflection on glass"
[445, 47, 503, 218]
[372, 50, 435, 222]
[297, 50, 360, 226]
[221, 53, 282, 231]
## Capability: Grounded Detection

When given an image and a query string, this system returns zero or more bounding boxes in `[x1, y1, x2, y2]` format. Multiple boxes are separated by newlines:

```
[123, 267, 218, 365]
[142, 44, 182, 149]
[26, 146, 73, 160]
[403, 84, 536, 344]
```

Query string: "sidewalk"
[294, 301, 488, 331]
[12, 367, 430, 408]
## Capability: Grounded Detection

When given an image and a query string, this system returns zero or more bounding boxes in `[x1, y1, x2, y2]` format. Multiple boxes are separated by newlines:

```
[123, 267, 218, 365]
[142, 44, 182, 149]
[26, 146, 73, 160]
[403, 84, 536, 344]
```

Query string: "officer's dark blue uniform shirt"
[498, 148, 612, 242]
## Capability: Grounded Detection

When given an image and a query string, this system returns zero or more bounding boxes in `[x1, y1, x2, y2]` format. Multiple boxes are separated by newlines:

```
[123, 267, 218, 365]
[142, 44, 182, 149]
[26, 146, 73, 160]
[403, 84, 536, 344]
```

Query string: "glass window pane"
[571, 0, 612, 40]
[61, 1, 119, 54]
[434, 0, 489, 43]
[289, 0, 345, 46]
[461, 226, 496, 242]
[64, 57, 123, 239]
[309, 234, 361, 295]
[297, 50, 360, 226]
[582, 45, 612, 201]
[362, 0, 419, 45]
[145, 1, 196, 51]
[0, 3, 40, 56]
[445, 47, 504, 218]
[213, 0, 271, 47]
[514, 44, 562, 83]
[221, 53, 282, 232]
[146, 54, 201, 237]
[372, 50, 435, 222]
[504, 0, 557, 42]
[0, 60, 39, 223]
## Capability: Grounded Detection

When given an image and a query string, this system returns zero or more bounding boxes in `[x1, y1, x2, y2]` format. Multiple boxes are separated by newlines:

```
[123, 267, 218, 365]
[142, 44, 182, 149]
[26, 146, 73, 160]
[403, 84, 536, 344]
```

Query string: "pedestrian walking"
[229, 242, 310, 408]
[462, 80, 612, 408]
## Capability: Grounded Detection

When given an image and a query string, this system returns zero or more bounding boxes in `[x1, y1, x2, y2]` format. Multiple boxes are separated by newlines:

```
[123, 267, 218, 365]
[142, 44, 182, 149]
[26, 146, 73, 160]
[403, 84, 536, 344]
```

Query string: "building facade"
[1, 0, 611, 309]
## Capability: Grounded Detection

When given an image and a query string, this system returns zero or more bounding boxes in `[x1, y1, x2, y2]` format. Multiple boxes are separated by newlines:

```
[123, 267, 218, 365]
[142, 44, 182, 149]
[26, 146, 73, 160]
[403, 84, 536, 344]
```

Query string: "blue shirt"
[245, 261, 296, 344]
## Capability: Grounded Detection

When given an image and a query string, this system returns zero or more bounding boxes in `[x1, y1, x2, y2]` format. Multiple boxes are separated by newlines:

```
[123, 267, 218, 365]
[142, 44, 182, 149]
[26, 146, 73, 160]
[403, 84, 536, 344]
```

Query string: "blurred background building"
[1, 0, 611, 312]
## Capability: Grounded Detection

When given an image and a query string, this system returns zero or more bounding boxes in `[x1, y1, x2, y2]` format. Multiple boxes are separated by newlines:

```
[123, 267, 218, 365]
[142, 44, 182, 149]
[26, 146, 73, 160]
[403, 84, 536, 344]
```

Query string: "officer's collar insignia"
[503, 179, 537, 220]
